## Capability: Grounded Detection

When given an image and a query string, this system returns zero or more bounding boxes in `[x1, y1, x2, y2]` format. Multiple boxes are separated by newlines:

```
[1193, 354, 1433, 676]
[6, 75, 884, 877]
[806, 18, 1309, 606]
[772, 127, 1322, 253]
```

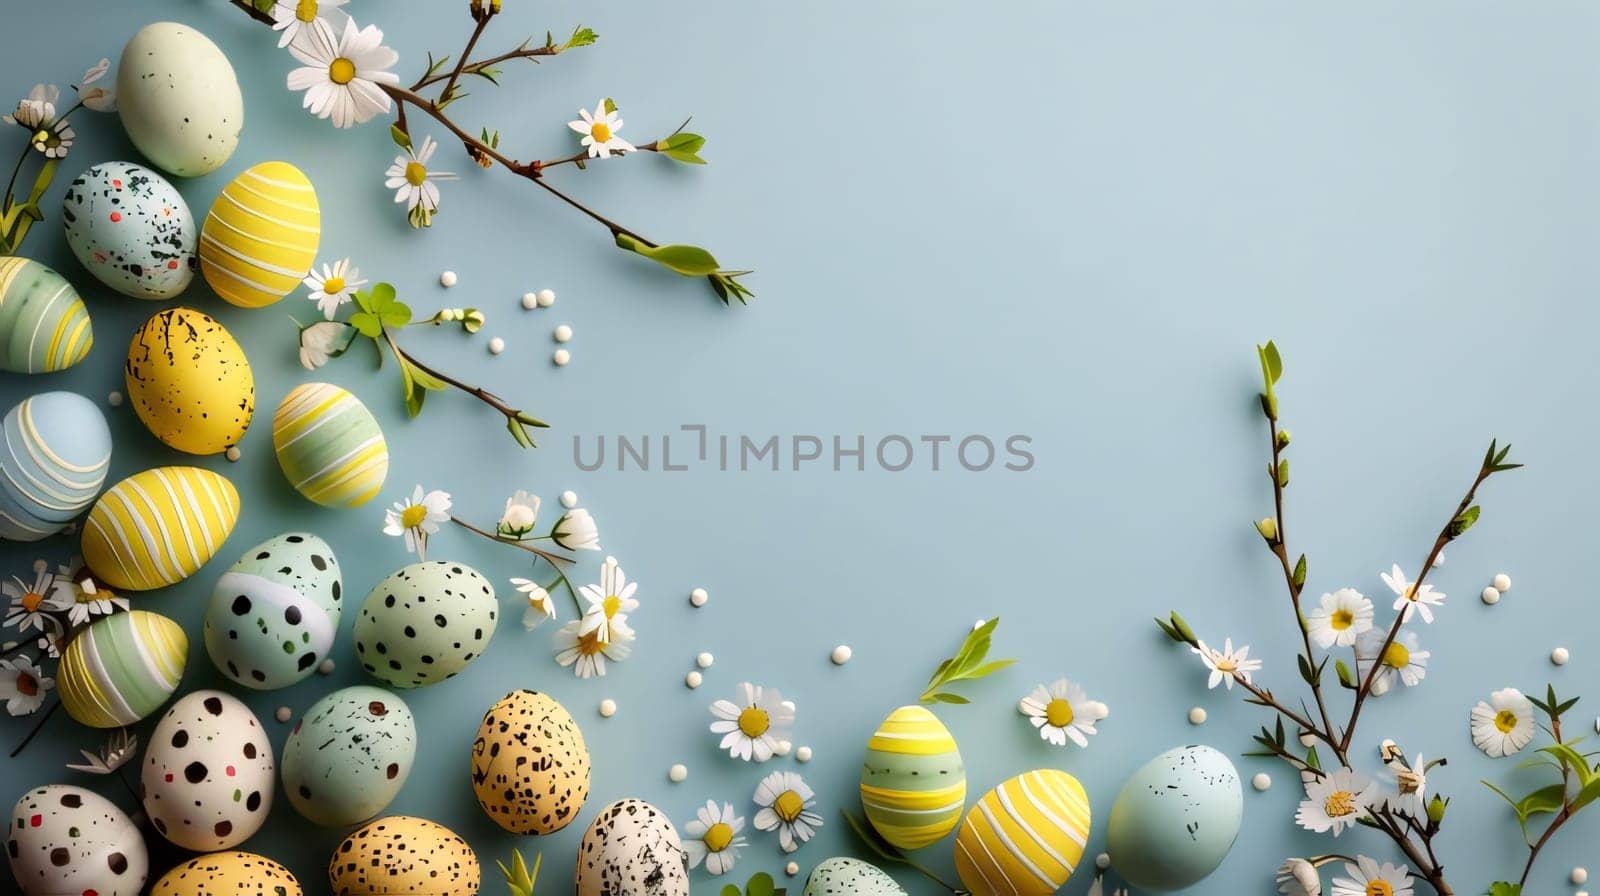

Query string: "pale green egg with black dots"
[354, 562, 497, 689]
[804, 858, 908, 896]
[203, 533, 342, 690]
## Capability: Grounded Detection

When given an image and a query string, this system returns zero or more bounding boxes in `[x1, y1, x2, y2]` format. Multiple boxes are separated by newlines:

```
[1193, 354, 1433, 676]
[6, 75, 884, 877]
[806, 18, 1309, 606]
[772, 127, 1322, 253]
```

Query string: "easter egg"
[0, 391, 110, 542]
[353, 561, 497, 689]
[0, 257, 92, 373]
[576, 800, 690, 896]
[954, 770, 1091, 896]
[199, 161, 319, 308]
[7, 785, 148, 896]
[472, 690, 590, 834]
[803, 858, 908, 896]
[272, 382, 388, 508]
[860, 704, 966, 849]
[281, 686, 416, 827]
[115, 22, 242, 177]
[126, 307, 254, 455]
[57, 610, 187, 728]
[152, 852, 301, 895]
[328, 816, 480, 896]
[1106, 744, 1242, 891]
[80, 465, 239, 591]
[62, 161, 196, 298]
[203, 532, 342, 690]
[141, 689, 275, 851]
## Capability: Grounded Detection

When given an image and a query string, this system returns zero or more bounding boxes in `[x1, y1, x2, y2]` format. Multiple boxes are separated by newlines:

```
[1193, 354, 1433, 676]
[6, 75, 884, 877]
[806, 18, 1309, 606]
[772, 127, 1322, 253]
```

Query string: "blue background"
[3, 1, 1597, 893]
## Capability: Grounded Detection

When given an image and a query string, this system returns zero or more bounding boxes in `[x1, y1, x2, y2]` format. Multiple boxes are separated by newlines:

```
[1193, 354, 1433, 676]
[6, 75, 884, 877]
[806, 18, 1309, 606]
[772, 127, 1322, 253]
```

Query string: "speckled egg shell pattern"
[328, 816, 480, 896]
[203, 532, 342, 690]
[57, 610, 187, 728]
[0, 257, 92, 373]
[860, 704, 965, 850]
[125, 307, 254, 455]
[954, 769, 1091, 896]
[281, 686, 415, 827]
[116, 23, 242, 177]
[272, 382, 388, 508]
[141, 690, 274, 852]
[7, 785, 148, 896]
[803, 858, 908, 896]
[0, 391, 111, 542]
[62, 161, 195, 298]
[472, 690, 591, 834]
[353, 562, 497, 689]
[575, 799, 690, 896]
[151, 851, 302, 896]
[80, 465, 239, 591]
[1106, 744, 1242, 892]
[200, 161, 320, 308]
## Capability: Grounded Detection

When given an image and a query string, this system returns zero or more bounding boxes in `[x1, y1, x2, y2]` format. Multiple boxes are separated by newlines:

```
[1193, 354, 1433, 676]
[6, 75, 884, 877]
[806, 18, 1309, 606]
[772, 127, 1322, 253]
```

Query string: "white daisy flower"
[1381, 564, 1445, 624]
[303, 257, 366, 319]
[567, 98, 635, 159]
[1306, 588, 1374, 649]
[552, 508, 600, 551]
[66, 729, 139, 775]
[382, 485, 451, 560]
[1193, 638, 1262, 690]
[553, 617, 632, 678]
[35, 631, 66, 660]
[1276, 857, 1323, 896]
[578, 556, 637, 645]
[512, 578, 555, 630]
[61, 574, 127, 628]
[0, 656, 53, 716]
[298, 320, 354, 370]
[5, 83, 57, 129]
[271, 0, 349, 48]
[3, 560, 70, 633]
[497, 490, 541, 539]
[683, 800, 747, 876]
[1355, 630, 1428, 696]
[31, 118, 73, 159]
[752, 770, 822, 853]
[1330, 856, 1414, 896]
[1018, 678, 1108, 748]
[74, 58, 115, 112]
[1381, 750, 1428, 820]
[709, 682, 794, 762]
[286, 17, 398, 128]
[1295, 767, 1376, 836]
[384, 134, 458, 228]
[1470, 687, 1535, 758]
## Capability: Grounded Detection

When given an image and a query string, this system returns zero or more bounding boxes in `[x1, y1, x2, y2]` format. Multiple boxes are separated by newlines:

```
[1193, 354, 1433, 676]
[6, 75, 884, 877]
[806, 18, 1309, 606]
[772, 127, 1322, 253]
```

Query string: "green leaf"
[1513, 784, 1566, 823]
[1538, 743, 1594, 787]
[1292, 554, 1307, 587]
[350, 312, 383, 338]
[1154, 617, 1180, 641]
[1488, 883, 1522, 896]
[1257, 341, 1283, 385]
[1449, 504, 1481, 537]
[1570, 776, 1600, 814]
[407, 361, 449, 393]
[603, 97, 618, 115]
[1304, 746, 1321, 772]
[658, 131, 708, 164]
[839, 809, 911, 868]
[928, 693, 970, 704]
[721, 887, 741, 896]
[745, 873, 776, 896]
[496, 849, 541, 896]
[614, 234, 721, 276]
[564, 26, 598, 49]
[1335, 659, 1357, 689]
[390, 123, 412, 149]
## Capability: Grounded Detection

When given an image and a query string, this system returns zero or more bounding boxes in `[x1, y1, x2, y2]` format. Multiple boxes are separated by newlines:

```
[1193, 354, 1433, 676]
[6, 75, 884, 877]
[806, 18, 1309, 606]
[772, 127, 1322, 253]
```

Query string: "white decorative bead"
[1571, 867, 1587, 885]
[107, 391, 123, 407]
[785, 862, 800, 877]
[1494, 573, 1512, 592]
[554, 324, 573, 343]
[225, 446, 242, 462]
[795, 745, 813, 762]
[1095, 854, 1111, 872]
[553, 349, 570, 366]
[1553, 647, 1571, 666]
[773, 740, 792, 757]
[599, 699, 617, 718]
[696, 652, 714, 669]
[1481, 586, 1500, 605]
[1252, 772, 1272, 791]
[1188, 707, 1208, 725]
[668, 763, 688, 783]
[689, 587, 709, 607]
[560, 490, 578, 509]
[685, 670, 703, 689]
[275, 706, 292, 723]
[536, 288, 556, 307]
[830, 645, 853, 665]
[439, 270, 457, 287]
[318, 659, 335, 675]
[521, 292, 539, 310]
[488, 337, 505, 355]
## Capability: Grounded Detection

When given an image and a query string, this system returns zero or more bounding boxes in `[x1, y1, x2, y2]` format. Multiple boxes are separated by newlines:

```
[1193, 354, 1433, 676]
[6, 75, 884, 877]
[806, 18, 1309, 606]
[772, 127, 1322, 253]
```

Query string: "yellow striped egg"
[125, 307, 254, 455]
[58, 610, 188, 728]
[859, 705, 966, 849]
[953, 770, 1091, 896]
[199, 161, 320, 308]
[272, 383, 388, 508]
[0, 257, 92, 373]
[80, 466, 240, 591]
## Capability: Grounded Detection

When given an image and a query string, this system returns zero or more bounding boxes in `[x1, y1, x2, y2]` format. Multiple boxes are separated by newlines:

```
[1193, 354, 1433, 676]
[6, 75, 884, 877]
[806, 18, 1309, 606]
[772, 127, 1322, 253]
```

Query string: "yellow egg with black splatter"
[125, 307, 253, 455]
[328, 816, 479, 896]
[151, 851, 301, 895]
[199, 161, 319, 308]
[472, 690, 590, 834]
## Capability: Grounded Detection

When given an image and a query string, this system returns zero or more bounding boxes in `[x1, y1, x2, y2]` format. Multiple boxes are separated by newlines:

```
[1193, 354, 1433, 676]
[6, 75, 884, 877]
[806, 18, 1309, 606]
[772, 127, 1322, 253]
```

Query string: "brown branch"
[413, 42, 557, 91]
[435, 12, 491, 104]
[379, 329, 546, 443]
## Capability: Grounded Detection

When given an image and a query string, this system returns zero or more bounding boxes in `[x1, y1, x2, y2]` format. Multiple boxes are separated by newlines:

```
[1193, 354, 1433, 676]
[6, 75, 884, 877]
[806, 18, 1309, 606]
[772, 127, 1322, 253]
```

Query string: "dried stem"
[10, 699, 60, 758]
[380, 328, 545, 442]
[449, 515, 583, 613]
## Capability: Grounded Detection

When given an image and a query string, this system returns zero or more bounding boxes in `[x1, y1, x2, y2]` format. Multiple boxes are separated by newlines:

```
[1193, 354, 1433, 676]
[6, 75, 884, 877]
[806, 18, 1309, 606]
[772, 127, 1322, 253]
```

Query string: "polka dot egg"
[57, 610, 187, 728]
[62, 161, 196, 299]
[200, 161, 320, 308]
[354, 562, 498, 688]
[152, 851, 301, 896]
[203, 532, 342, 690]
[472, 690, 590, 834]
[273, 382, 389, 508]
[140, 690, 275, 851]
[80, 465, 239, 591]
[0, 257, 93, 374]
[7, 785, 147, 896]
[0, 391, 110, 542]
[125, 307, 254, 455]
[328, 816, 479, 896]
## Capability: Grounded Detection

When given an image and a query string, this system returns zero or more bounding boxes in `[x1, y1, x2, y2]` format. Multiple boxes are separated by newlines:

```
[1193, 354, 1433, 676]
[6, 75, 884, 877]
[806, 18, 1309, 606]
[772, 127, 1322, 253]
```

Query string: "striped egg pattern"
[58, 610, 188, 728]
[0, 391, 111, 542]
[199, 160, 320, 308]
[953, 769, 1092, 896]
[80, 466, 240, 591]
[860, 705, 966, 849]
[273, 383, 388, 508]
[0, 257, 93, 373]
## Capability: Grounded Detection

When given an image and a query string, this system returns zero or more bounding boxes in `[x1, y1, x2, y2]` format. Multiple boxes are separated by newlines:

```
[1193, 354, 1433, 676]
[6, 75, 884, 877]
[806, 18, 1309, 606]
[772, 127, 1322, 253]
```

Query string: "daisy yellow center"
[1213, 654, 1238, 673]
[772, 790, 804, 824]
[1323, 789, 1358, 818]
[295, 0, 319, 23]
[602, 595, 622, 618]
[590, 122, 612, 142]
[1494, 709, 1519, 733]
[703, 822, 734, 853]
[16, 672, 38, 697]
[20, 591, 44, 612]
[328, 57, 357, 85]
[1401, 584, 1417, 603]
[400, 504, 428, 529]
[1331, 609, 1355, 630]
[322, 276, 345, 294]
[1044, 697, 1075, 728]
[1366, 882, 1394, 896]
[1382, 643, 1410, 669]
[737, 707, 769, 738]
[404, 161, 428, 186]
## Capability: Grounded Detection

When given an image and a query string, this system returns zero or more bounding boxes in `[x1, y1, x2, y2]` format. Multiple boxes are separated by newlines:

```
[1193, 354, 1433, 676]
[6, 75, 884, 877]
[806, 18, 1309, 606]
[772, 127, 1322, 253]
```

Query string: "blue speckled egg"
[804, 858, 907, 896]
[354, 561, 497, 689]
[1107, 744, 1242, 892]
[62, 161, 196, 299]
[203, 532, 341, 690]
[281, 686, 416, 827]
[0, 391, 111, 542]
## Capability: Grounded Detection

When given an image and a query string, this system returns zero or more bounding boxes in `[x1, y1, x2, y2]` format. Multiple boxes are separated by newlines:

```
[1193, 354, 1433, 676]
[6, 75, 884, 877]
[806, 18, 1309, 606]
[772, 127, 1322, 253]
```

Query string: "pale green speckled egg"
[353, 562, 498, 688]
[804, 858, 908, 896]
[115, 22, 241, 177]
[1107, 744, 1243, 892]
[281, 686, 415, 827]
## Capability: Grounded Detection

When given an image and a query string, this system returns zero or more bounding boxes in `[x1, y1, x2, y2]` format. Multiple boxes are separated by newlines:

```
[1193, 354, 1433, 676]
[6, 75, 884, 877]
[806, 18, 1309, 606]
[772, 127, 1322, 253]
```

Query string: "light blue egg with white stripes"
[0, 391, 111, 542]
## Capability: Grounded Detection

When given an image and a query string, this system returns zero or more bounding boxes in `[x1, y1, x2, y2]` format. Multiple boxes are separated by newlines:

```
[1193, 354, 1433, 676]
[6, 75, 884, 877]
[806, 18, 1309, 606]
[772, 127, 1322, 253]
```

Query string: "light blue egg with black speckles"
[805, 858, 908, 896]
[1107, 744, 1243, 892]
[281, 686, 415, 827]
[62, 161, 195, 299]
[203, 532, 341, 690]
[0, 391, 110, 542]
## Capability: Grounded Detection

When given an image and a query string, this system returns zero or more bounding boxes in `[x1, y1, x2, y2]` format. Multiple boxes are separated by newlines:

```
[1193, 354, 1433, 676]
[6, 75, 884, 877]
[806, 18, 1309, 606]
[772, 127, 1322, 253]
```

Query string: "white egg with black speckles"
[354, 561, 498, 688]
[281, 686, 415, 827]
[7, 785, 147, 896]
[204, 532, 341, 690]
[804, 858, 907, 896]
[116, 22, 242, 177]
[141, 690, 274, 851]
[63, 161, 196, 299]
[576, 799, 689, 896]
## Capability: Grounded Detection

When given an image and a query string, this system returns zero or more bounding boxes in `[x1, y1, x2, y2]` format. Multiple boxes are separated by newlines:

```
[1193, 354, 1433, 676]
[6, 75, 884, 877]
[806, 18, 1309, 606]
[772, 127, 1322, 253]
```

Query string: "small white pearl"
[225, 446, 242, 462]
[696, 652, 714, 669]
[1095, 854, 1111, 872]
[1298, 729, 1317, 748]
[785, 862, 800, 877]
[553, 349, 570, 366]
[1552, 647, 1571, 666]
[275, 706, 292, 723]
[773, 740, 792, 757]
[830, 645, 853, 665]
[598, 699, 617, 718]
[689, 587, 709, 607]
[521, 292, 539, 310]
[107, 391, 123, 407]
[439, 270, 457, 287]
[795, 745, 813, 762]
[1572, 868, 1588, 885]
[1481, 586, 1500, 605]
[685, 670, 703, 689]
[560, 490, 578, 509]
[318, 658, 335, 675]
[554, 324, 573, 343]
[1252, 772, 1272, 791]
[1494, 573, 1512, 592]
[536, 288, 556, 307]
[1188, 707, 1208, 725]
[488, 337, 505, 355]
[668, 763, 687, 783]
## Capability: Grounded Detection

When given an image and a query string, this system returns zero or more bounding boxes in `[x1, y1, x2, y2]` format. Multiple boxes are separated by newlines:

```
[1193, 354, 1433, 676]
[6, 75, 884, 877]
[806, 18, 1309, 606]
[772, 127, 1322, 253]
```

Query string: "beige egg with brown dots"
[327, 816, 479, 896]
[152, 851, 301, 895]
[471, 690, 590, 834]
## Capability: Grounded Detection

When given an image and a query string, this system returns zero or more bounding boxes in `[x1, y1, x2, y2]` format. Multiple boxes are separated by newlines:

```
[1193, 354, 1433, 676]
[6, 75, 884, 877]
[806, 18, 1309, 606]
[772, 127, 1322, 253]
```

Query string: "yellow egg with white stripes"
[199, 161, 320, 308]
[58, 609, 188, 728]
[272, 383, 389, 508]
[80, 466, 240, 592]
[953, 769, 1091, 896]
[859, 705, 966, 849]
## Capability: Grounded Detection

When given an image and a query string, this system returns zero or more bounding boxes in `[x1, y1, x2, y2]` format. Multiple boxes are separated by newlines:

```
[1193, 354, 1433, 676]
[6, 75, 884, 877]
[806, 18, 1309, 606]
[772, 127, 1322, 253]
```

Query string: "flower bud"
[1255, 517, 1279, 542]
[1427, 794, 1448, 824]
[1276, 429, 1292, 448]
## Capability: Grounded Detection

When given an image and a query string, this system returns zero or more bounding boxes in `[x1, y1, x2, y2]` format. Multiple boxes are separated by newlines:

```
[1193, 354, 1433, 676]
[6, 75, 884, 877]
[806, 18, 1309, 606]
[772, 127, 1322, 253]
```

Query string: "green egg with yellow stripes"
[0, 256, 93, 374]
[859, 704, 966, 850]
